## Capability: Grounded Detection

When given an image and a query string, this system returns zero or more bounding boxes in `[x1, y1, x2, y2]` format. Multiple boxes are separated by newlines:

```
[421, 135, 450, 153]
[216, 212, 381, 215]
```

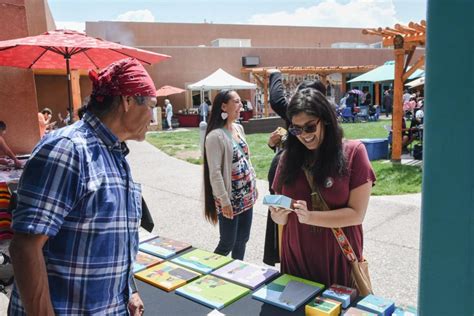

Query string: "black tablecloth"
[136, 278, 307, 316]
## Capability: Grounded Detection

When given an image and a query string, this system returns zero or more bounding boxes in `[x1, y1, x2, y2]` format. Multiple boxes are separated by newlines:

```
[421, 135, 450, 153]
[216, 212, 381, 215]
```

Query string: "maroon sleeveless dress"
[273, 140, 376, 287]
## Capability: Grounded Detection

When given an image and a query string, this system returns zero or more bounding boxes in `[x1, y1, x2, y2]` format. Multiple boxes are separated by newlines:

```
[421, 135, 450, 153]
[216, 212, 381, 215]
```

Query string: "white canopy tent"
[188, 68, 256, 105]
[406, 76, 425, 88]
[187, 68, 256, 90]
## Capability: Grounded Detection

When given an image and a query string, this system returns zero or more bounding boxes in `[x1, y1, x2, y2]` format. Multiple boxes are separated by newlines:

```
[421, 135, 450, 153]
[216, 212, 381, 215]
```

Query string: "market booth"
[185, 68, 256, 126]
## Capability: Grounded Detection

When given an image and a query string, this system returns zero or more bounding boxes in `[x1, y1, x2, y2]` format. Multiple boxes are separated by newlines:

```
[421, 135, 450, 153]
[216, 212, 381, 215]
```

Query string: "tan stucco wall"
[87, 21, 379, 48]
[0, 68, 41, 154]
[0, 0, 54, 154]
[35, 75, 92, 118]
[85, 21, 423, 112]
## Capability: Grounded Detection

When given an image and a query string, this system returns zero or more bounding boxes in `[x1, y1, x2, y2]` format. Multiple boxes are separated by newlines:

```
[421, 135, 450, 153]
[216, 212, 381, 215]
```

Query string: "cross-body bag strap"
[303, 168, 357, 263]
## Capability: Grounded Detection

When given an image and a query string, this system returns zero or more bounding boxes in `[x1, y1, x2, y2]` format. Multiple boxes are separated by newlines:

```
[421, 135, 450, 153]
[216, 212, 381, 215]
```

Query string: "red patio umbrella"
[0, 29, 170, 122]
[156, 85, 185, 97]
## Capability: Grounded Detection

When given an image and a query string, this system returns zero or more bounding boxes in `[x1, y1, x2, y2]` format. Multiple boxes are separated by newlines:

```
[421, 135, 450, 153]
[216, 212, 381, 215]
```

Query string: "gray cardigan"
[205, 123, 254, 207]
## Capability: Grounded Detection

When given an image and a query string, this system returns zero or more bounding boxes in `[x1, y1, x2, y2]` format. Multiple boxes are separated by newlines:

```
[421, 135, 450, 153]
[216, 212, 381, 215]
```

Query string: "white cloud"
[55, 21, 86, 32]
[116, 9, 155, 22]
[248, 0, 399, 28]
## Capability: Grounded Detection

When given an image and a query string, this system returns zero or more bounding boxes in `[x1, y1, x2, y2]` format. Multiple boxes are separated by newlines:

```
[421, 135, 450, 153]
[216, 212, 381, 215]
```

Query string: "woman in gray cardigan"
[203, 90, 257, 260]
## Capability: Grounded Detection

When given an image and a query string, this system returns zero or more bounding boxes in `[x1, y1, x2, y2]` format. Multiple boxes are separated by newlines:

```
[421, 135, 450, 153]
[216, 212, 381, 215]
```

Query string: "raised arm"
[269, 71, 290, 125]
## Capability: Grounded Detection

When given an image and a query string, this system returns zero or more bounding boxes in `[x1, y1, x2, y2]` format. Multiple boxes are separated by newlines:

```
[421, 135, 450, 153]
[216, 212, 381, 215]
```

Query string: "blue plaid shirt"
[9, 113, 142, 315]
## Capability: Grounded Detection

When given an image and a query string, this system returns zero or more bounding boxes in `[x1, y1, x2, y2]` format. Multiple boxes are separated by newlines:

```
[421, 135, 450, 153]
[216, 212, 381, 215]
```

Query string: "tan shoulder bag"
[303, 169, 373, 296]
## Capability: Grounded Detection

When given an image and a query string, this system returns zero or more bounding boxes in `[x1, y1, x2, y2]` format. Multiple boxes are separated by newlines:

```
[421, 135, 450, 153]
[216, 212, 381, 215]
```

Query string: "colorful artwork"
[175, 275, 250, 310]
[322, 284, 357, 308]
[139, 236, 191, 259]
[134, 261, 201, 292]
[211, 259, 279, 289]
[252, 274, 324, 311]
[171, 249, 233, 274]
[356, 294, 395, 316]
[133, 251, 164, 273]
[305, 297, 341, 316]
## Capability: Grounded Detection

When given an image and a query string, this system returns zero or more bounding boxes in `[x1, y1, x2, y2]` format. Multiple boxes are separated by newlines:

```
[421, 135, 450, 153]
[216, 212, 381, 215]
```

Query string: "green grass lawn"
[146, 120, 422, 195]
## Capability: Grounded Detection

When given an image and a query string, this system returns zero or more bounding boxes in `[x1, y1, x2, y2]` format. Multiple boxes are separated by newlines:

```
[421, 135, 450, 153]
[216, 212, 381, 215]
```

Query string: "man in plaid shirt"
[9, 58, 157, 315]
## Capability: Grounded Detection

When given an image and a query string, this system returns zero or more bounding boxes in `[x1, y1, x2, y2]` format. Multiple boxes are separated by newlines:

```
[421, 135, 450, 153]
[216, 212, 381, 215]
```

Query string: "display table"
[176, 113, 201, 127]
[136, 279, 306, 316]
[135, 245, 307, 315]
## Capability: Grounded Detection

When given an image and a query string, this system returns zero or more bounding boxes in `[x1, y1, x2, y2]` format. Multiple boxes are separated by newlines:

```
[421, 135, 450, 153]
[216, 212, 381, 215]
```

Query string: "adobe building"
[0, 0, 57, 154]
[0, 0, 420, 152]
[85, 21, 402, 112]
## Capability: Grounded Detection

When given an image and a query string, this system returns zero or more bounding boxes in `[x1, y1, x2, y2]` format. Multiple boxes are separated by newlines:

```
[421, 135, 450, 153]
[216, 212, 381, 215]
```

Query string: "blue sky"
[50, 0, 427, 31]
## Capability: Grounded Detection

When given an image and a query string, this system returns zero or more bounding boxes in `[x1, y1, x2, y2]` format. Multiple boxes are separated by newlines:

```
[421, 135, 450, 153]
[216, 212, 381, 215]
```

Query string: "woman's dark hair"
[81, 95, 147, 119]
[278, 88, 346, 190]
[0, 121, 6, 131]
[203, 90, 235, 224]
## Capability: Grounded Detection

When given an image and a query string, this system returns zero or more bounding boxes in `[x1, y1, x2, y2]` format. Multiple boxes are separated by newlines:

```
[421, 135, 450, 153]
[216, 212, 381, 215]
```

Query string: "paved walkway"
[0, 138, 421, 313]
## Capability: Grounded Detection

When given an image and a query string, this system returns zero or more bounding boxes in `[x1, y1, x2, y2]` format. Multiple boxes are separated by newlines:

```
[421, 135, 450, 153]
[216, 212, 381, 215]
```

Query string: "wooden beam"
[408, 22, 426, 33]
[362, 29, 383, 36]
[263, 71, 269, 117]
[392, 48, 405, 162]
[341, 74, 347, 94]
[402, 55, 425, 82]
[70, 70, 82, 121]
[241, 65, 377, 75]
[375, 83, 380, 106]
[253, 73, 264, 87]
[403, 46, 416, 74]
[383, 28, 404, 37]
[394, 24, 419, 34]
[383, 33, 425, 47]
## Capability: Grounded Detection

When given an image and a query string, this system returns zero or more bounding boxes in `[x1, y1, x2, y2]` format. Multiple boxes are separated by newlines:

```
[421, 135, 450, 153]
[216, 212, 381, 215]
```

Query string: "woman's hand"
[221, 204, 234, 220]
[269, 206, 292, 225]
[268, 131, 282, 148]
[293, 200, 312, 224]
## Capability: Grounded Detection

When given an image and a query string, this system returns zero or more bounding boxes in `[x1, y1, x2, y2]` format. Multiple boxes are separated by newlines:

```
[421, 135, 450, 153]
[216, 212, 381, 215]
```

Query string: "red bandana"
[89, 58, 156, 99]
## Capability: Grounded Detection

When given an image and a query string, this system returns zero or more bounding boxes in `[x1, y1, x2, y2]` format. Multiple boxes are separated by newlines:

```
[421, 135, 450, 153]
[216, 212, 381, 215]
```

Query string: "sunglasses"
[288, 119, 320, 136]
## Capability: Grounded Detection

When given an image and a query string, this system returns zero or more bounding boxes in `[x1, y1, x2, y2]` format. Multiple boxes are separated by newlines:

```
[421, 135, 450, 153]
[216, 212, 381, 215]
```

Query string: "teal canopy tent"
[348, 60, 424, 83]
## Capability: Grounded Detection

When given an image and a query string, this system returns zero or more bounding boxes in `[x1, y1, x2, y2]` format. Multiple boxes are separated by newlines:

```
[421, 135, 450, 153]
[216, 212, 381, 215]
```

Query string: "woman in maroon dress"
[271, 88, 376, 288]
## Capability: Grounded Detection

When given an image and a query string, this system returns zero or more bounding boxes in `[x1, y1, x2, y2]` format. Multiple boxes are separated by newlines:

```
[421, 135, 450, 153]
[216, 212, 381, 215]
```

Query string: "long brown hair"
[203, 90, 235, 224]
[278, 88, 346, 190]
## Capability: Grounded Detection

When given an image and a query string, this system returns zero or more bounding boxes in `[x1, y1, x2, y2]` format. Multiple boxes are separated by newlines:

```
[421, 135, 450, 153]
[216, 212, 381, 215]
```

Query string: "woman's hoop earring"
[221, 112, 228, 120]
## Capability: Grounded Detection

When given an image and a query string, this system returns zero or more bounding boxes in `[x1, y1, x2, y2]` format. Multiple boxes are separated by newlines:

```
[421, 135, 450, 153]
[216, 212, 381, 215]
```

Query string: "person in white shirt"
[199, 97, 210, 123]
[165, 99, 173, 130]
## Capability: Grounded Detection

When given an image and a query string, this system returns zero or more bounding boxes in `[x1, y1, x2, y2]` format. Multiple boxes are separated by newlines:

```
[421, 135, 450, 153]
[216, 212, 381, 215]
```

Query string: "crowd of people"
[5, 58, 432, 314]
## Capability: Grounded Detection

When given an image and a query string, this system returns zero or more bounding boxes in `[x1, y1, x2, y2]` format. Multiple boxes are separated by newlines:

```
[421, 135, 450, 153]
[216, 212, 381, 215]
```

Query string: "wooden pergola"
[241, 65, 377, 117]
[363, 21, 426, 161]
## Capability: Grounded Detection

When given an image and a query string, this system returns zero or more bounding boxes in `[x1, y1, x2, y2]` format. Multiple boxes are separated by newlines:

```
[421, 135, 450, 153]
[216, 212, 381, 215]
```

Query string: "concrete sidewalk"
[0, 138, 421, 313]
[126, 140, 420, 308]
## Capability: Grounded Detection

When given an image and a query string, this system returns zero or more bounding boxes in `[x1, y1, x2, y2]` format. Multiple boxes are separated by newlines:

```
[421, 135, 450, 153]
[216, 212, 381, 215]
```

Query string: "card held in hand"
[263, 195, 294, 210]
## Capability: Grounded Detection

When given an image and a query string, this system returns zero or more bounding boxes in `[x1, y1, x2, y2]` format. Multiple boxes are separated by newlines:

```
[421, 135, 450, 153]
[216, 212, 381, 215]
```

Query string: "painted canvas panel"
[139, 236, 191, 259]
[133, 251, 164, 273]
[171, 249, 233, 274]
[134, 261, 201, 292]
[211, 259, 278, 289]
[176, 275, 250, 310]
[252, 274, 324, 311]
